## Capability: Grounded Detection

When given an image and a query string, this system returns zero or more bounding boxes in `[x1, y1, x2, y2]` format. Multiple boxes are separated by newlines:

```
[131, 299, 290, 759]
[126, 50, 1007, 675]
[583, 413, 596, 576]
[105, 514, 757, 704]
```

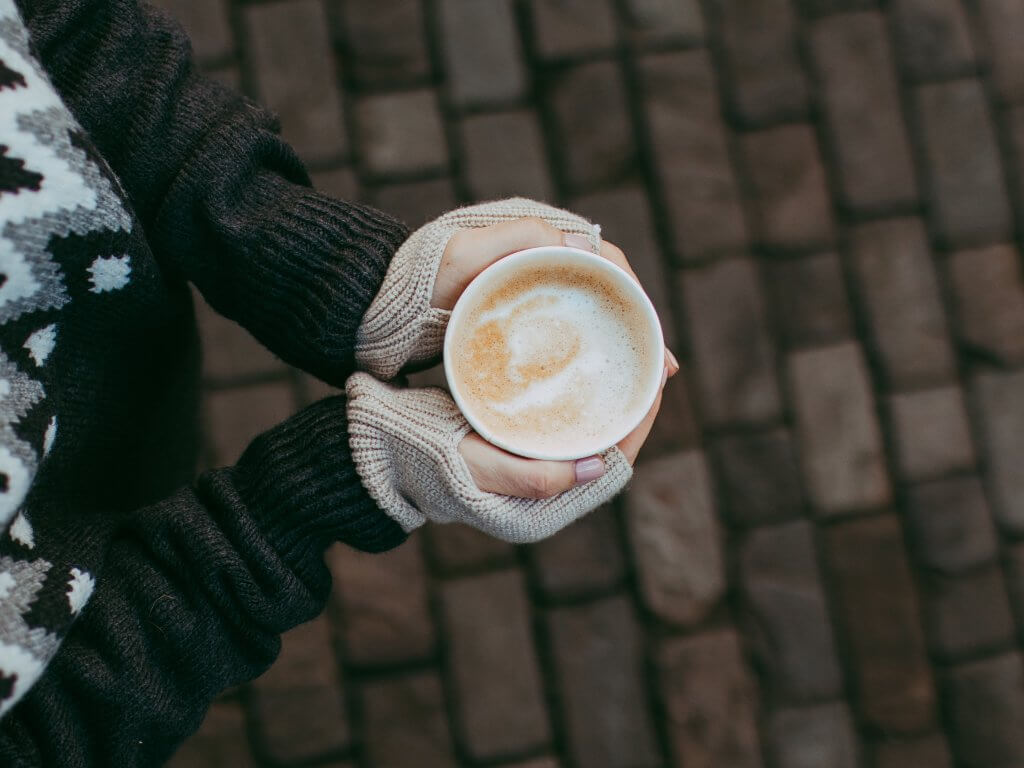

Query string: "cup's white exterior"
[443, 246, 665, 461]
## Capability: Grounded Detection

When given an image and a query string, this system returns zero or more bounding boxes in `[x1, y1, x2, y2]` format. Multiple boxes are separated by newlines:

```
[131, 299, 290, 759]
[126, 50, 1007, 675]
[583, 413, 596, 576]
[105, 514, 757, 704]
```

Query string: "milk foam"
[451, 264, 655, 457]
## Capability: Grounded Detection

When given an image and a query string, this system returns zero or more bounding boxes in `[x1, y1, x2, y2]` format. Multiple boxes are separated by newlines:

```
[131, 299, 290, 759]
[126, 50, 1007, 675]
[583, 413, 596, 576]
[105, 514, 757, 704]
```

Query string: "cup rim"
[443, 245, 665, 461]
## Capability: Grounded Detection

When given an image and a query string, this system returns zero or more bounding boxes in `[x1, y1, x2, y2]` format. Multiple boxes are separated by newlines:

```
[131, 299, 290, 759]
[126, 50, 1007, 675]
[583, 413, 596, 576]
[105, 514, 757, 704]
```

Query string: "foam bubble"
[451, 263, 655, 456]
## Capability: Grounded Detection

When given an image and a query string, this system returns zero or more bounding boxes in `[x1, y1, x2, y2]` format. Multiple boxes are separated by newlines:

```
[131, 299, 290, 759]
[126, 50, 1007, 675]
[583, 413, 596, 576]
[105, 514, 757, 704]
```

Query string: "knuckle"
[521, 467, 558, 499]
[521, 217, 557, 242]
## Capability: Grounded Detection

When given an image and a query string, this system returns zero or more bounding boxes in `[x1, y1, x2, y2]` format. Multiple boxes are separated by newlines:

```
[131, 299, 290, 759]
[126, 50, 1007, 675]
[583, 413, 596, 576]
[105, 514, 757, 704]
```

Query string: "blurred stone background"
[151, 0, 1024, 766]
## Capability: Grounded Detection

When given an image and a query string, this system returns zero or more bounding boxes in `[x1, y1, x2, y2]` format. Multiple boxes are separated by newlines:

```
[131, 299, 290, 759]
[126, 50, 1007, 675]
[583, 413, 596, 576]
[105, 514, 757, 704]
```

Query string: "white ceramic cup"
[443, 245, 665, 461]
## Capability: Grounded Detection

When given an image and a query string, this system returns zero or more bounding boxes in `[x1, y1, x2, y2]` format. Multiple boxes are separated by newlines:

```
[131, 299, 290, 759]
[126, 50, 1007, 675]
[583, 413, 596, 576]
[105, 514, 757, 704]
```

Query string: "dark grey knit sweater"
[0, 0, 409, 763]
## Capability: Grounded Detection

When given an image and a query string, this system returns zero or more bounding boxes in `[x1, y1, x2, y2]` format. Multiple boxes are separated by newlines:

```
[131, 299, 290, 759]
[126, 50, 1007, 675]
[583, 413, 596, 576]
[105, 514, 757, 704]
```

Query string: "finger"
[597, 240, 640, 284]
[454, 217, 566, 276]
[665, 348, 680, 377]
[458, 432, 605, 499]
[617, 364, 668, 464]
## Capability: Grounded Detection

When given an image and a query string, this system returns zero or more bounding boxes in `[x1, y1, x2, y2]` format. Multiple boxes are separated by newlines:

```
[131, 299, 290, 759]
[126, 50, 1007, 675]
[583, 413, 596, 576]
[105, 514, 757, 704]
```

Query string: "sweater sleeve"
[16, 0, 408, 386]
[0, 396, 405, 766]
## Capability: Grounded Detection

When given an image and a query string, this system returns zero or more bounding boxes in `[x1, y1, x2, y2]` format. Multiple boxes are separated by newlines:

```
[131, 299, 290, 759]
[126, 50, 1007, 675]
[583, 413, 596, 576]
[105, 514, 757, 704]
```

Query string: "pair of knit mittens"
[346, 198, 634, 544]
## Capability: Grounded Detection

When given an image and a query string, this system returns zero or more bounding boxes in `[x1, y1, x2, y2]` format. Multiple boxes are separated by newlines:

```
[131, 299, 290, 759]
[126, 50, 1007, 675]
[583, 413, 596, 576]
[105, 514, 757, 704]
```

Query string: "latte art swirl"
[450, 263, 654, 457]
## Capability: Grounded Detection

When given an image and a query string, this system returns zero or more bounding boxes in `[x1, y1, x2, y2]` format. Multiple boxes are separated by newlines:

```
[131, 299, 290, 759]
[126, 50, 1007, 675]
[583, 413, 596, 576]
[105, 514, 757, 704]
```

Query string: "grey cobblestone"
[950, 244, 1024, 366]
[718, 0, 808, 125]
[811, 12, 916, 211]
[767, 253, 853, 348]
[641, 50, 748, 260]
[923, 565, 1016, 660]
[461, 111, 554, 203]
[917, 80, 1013, 247]
[713, 429, 804, 528]
[682, 258, 780, 426]
[548, 597, 660, 768]
[850, 218, 955, 390]
[766, 702, 860, 768]
[439, 0, 526, 108]
[789, 343, 891, 514]
[889, 0, 975, 81]
[972, 370, 1024, 535]
[245, 0, 347, 164]
[739, 521, 843, 704]
[944, 652, 1024, 767]
[889, 386, 975, 482]
[906, 475, 999, 574]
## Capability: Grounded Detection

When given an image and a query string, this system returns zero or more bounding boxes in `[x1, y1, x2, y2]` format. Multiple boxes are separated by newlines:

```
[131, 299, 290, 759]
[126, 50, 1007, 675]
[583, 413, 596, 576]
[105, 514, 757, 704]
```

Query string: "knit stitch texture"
[355, 198, 602, 379]
[346, 373, 633, 543]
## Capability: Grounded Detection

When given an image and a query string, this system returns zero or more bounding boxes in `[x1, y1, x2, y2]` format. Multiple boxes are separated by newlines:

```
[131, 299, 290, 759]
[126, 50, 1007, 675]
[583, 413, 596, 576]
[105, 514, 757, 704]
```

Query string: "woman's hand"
[440, 217, 680, 495]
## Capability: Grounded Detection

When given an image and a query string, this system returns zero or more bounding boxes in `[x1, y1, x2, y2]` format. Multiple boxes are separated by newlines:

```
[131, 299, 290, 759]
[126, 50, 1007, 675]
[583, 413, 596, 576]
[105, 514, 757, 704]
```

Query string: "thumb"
[458, 432, 606, 499]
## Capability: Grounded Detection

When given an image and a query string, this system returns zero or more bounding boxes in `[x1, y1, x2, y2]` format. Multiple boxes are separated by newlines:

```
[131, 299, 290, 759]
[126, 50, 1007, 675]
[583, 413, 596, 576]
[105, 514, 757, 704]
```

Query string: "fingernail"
[564, 232, 594, 252]
[574, 456, 606, 484]
[662, 364, 669, 387]
[666, 348, 679, 371]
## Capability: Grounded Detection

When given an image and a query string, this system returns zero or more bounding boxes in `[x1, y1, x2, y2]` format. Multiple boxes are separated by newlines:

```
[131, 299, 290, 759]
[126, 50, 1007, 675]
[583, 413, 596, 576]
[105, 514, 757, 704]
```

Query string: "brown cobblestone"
[1010, 106, 1024, 220]
[874, 734, 952, 768]
[361, 673, 456, 768]
[741, 124, 834, 251]
[205, 382, 296, 466]
[425, 523, 517, 575]
[623, 0, 704, 45]
[766, 702, 860, 768]
[1008, 545, 1024, 632]
[311, 167, 360, 202]
[978, 0, 1024, 103]
[851, 218, 955, 389]
[530, 0, 618, 59]
[627, 451, 725, 626]
[906, 475, 999, 574]
[548, 597, 661, 768]
[153, 0, 233, 63]
[327, 539, 435, 666]
[712, 429, 805, 528]
[917, 80, 1013, 247]
[549, 60, 635, 191]
[357, 90, 448, 177]
[923, 566, 1016, 660]
[440, 570, 550, 759]
[767, 253, 853, 348]
[194, 290, 284, 381]
[439, 0, 526, 108]
[890, 0, 975, 80]
[972, 369, 1024, 534]
[788, 343, 891, 514]
[889, 387, 975, 482]
[461, 111, 554, 202]
[659, 629, 763, 768]
[950, 244, 1024, 366]
[739, 521, 843, 704]
[825, 515, 936, 732]
[718, 0, 808, 125]
[245, 0, 347, 164]
[167, 700, 255, 768]
[529, 505, 624, 599]
[944, 652, 1024, 767]
[250, 616, 350, 763]
[339, 0, 431, 86]
[682, 258, 780, 426]
[811, 12, 916, 211]
[641, 50, 748, 260]
[370, 178, 458, 229]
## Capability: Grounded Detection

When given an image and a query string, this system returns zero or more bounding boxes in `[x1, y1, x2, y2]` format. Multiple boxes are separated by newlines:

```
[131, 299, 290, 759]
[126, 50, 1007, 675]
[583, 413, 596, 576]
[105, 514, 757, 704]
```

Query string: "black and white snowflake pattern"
[0, 0, 132, 717]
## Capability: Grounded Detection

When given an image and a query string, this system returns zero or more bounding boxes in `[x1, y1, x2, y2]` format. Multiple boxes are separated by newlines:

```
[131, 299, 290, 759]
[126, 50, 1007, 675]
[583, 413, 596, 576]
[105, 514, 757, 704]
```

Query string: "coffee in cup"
[444, 246, 664, 461]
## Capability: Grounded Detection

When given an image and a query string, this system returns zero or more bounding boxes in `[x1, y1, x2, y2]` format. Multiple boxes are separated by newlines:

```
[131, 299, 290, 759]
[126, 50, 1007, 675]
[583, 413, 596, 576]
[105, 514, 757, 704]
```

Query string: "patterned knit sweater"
[0, 0, 410, 763]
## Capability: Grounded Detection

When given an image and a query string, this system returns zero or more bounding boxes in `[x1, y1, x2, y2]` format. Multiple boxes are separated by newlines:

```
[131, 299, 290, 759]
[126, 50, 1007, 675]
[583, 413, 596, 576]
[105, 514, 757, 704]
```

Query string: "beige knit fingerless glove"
[345, 373, 633, 543]
[354, 198, 602, 379]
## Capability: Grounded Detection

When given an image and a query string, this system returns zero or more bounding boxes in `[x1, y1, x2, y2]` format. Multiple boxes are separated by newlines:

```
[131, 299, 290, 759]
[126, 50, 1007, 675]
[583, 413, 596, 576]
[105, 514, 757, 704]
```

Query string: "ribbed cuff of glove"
[354, 198, 602, 379]
[234, 395, 407, 582]
[345, 373, 633, 544]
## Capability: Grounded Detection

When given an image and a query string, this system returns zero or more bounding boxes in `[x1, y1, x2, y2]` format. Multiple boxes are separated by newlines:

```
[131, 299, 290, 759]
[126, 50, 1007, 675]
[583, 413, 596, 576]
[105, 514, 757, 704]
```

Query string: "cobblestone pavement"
[152, 0, 1024, 766]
